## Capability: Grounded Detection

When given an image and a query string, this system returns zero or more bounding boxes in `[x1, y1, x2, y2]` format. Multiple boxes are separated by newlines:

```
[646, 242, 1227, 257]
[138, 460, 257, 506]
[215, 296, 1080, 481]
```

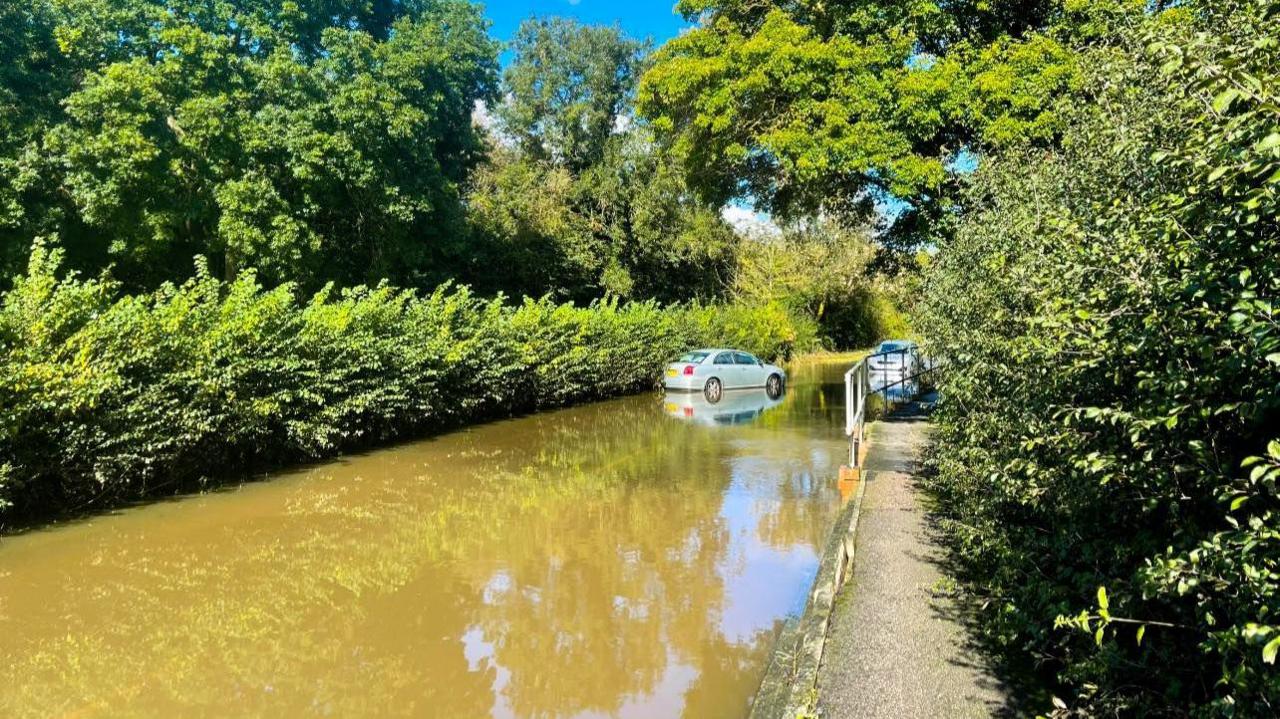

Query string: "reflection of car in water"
[663, 348, 786, 402]
[662, 387, 785, 426]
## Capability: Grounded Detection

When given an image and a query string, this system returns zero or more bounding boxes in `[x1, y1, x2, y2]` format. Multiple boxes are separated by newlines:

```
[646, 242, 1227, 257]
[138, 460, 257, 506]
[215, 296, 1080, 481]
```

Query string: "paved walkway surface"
[816, 402, 1008, 718]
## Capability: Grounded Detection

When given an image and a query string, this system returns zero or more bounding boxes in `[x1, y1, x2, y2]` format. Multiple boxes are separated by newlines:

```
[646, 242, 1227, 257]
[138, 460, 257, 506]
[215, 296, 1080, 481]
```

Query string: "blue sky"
[482, 1, 691, 61]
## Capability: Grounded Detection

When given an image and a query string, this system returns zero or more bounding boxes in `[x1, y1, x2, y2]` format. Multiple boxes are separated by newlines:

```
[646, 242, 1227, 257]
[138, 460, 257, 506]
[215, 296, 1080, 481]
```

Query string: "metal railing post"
[859, 361, 867, 446]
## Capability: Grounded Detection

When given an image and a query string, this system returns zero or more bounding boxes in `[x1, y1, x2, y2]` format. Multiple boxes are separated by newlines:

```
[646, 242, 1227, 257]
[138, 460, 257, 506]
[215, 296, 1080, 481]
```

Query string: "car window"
[878, 342, 903, 353]
[733, 352, 757, 365]
[678, 351, 710, 363]
[713, 352, 735, 365]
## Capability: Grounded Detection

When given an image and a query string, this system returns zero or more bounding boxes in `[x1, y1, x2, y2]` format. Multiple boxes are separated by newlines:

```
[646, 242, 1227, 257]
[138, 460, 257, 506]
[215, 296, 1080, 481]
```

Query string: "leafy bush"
[918, 2, 1280, 714]
[730, 219, 909, 347]
[0, 243, 814, 524]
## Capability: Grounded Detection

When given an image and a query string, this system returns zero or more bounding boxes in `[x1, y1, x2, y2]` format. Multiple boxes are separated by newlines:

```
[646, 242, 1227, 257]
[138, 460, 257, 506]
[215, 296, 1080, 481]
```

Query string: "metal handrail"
[844, 347, 938, 467]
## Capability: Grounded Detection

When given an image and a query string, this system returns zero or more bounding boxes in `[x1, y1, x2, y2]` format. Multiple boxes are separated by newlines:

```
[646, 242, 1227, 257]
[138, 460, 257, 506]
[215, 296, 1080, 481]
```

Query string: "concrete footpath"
[815, 403, 1008, 718]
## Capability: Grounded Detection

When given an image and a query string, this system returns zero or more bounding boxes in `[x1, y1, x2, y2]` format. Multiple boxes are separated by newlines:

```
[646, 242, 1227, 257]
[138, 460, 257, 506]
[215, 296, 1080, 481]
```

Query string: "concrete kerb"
[748, 424, 877, 719]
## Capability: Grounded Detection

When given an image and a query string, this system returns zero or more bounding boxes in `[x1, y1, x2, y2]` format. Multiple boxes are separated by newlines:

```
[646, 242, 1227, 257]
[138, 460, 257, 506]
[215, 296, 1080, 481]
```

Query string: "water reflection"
[662, 388, 784, 426]
[870, 368, 921, 403]
[0, 358, 853, 718]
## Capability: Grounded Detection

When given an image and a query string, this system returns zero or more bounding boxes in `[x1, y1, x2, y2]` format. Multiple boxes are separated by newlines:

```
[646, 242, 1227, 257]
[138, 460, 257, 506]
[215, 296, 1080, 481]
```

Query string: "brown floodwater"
[0, 357, 855, 718]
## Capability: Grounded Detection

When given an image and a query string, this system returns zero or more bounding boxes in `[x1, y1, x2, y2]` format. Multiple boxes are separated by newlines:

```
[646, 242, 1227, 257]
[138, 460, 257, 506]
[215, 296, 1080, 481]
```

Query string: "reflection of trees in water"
[452, 402, 738, 717]
[749, 463, 840, 552]
[749, 359, 849, 435]
[0, 393, 840, 718]
[679, 627, 777, 719]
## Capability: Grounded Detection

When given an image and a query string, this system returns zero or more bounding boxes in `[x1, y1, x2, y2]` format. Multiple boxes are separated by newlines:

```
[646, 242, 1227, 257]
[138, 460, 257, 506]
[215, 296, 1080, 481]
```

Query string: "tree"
[464, 128, 738, 303]
[469, 18, 736, 304]
[0, 1, 73, 280]
[1, 0, 499, 290]
[463, 145, 599, 299]
[498, 18, 648, 173]
[732, 219, 903, 346]
[637, 0, 1134, 245]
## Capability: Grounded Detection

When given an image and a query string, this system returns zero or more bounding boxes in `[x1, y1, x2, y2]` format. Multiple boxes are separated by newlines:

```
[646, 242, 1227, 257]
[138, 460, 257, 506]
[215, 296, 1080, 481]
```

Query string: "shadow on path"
[815, 399, 1023, 719]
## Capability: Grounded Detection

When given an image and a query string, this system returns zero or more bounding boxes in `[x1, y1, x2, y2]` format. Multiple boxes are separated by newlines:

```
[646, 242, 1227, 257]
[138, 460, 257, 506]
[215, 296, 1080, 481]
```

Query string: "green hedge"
[0, 243, 815, 525]
[918, 2, 1280, 714]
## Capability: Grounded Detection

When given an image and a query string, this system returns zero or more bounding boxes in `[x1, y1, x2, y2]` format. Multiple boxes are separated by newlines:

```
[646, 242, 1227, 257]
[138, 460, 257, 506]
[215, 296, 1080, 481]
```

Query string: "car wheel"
[766, 374, 783, 399]
[703, 377, 722, 403]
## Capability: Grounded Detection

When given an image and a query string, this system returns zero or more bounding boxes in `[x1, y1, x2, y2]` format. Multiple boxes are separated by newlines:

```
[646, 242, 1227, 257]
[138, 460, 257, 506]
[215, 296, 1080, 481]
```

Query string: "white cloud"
[472, 99, 496, 131]
[473, 98, 518, 148]
[721, 204, 782, 237]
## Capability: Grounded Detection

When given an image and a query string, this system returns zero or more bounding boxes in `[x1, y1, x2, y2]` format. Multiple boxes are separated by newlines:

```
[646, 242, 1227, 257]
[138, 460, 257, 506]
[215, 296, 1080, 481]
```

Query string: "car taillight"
[683, 365, 695, 376]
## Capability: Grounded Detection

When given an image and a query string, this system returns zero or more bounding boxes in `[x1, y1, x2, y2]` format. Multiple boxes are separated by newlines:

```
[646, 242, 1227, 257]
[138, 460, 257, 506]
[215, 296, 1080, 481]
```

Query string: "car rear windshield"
[678, 351, 710, 363]
[877, 342, 905, 353]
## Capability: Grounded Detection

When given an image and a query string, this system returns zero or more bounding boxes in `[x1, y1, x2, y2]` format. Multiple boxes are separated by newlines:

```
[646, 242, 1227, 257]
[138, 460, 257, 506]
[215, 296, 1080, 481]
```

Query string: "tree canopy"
[0, 1, 909, 322]
[638, 0, 1138, 242]
[1, 0, 498, 289]
[464, 17, 739, 304]
[499, 18, 649, 172]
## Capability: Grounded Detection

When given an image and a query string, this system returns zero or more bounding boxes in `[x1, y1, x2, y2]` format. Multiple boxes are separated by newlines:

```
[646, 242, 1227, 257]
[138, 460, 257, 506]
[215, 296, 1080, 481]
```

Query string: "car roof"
[689, 348, 748, 354]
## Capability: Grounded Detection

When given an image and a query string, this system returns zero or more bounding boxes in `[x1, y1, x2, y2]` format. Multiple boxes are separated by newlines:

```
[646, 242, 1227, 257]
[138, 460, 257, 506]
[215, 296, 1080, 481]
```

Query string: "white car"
[868, 339, 920, 393]
[869, 339, 919, 371]
[663, 348, 786, 402]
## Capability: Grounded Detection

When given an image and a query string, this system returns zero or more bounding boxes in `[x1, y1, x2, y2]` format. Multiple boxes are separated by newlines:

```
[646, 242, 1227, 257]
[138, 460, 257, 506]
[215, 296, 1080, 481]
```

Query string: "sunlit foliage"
[466, 18, 739, 303]
[732, 219, 908, 346]
[0, 0, 498, 289]
[0, 242, 816, 523]
[499, 17, 649, 172]
[919, 1, 1280, 712]
[638, 0, 1144, 243]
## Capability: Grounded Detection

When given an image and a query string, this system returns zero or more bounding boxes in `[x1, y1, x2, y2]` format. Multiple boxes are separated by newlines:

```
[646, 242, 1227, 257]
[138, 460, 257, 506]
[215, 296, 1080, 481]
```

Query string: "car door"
[711, 351, 740, 387]
[735, 352, 764, 387]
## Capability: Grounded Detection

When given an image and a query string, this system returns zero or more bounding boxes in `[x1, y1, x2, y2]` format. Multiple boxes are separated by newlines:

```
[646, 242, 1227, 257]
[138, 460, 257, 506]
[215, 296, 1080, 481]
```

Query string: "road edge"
[747, 425, 875, 719]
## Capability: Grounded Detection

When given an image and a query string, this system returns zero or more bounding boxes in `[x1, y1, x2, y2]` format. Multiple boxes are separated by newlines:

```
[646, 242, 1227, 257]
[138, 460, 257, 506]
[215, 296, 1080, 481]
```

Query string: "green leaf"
[1097, 586, 1109, 611]
[1264, 636, 1280, 664]
[1256, 133, 1280, 152]
[1212, 88, 1238, 113]
[1136, 625, 1146, 646]
[1094, 626, 1105, 646]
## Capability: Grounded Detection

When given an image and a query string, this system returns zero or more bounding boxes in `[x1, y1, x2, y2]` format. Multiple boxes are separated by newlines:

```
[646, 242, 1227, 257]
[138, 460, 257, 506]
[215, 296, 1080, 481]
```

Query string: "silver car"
[868, 339, 920, 392]
[663, 348, 786, 402]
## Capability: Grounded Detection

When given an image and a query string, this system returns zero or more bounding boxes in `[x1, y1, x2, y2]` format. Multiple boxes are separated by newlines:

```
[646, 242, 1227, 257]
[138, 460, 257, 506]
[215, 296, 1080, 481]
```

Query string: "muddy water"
[0, 357, 854, 718]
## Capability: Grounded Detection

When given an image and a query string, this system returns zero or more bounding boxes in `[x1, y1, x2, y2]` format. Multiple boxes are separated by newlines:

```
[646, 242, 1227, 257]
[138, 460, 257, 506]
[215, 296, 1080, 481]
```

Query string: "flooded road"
[0, 356, 854, 718]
